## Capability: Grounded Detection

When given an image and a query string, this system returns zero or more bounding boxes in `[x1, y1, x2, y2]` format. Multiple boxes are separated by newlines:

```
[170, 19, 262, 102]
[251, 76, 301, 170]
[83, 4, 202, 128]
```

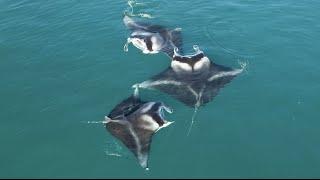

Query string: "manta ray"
[133, 46, 244, 108]
[123, 15, 183, 57]
[105, 94, 173, 170]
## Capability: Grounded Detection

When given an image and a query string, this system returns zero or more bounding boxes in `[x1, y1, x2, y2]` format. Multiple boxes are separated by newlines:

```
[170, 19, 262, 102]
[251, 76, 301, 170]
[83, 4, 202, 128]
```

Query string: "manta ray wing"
[135, 63, 242, 107]
[108, 95, 144, 119]
[129, 118, 155, 169]
[123, 15, 148, 31]
[160, 29, 183, 57]
[135, 68, 202, 107]
[123, 15, 166, 32]
[106, 120, 139, 157]
[199, 63, 240, 105]
[106, 116, 154, 169]
[169, 29, 183, 52]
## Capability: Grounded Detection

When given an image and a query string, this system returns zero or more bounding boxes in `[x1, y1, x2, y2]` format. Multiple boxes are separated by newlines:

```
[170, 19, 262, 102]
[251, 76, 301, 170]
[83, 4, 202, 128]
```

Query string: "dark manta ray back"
[105, 95, 173, 169]
[133, 47, 244, 107]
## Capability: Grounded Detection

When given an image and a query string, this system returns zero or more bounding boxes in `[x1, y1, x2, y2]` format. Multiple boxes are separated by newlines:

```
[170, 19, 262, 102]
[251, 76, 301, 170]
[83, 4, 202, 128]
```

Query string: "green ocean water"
[1, 0, 320, 178]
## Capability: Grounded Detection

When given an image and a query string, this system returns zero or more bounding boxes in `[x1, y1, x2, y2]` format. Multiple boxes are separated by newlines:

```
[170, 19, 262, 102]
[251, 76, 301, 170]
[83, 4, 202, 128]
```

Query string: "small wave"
[237, 59, 249, 75]
[203, 19, 257, 59]
[105, 152, 122, 157]
[105, 140, 124, 158]
[123, 38, 130, 52]
[85, 121, 108, 124]
[124, 0, 154, 19]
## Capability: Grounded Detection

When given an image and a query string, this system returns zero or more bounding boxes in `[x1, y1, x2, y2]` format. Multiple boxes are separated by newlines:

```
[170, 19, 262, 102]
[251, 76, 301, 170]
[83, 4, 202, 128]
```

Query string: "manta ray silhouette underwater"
[103, 11, 244, 170]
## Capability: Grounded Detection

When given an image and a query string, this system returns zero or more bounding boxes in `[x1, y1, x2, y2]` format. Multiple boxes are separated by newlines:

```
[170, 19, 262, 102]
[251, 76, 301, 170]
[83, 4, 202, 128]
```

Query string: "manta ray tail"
[187, 105, 199, 136]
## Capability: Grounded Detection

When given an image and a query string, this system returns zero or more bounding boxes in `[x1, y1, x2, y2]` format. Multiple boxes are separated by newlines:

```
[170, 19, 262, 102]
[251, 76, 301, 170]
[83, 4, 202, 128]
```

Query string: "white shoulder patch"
[194, 57, 210, 72]
[171, 61, 192, 73]
[151, 35, 164, 51]
[139, 115, 160, 132]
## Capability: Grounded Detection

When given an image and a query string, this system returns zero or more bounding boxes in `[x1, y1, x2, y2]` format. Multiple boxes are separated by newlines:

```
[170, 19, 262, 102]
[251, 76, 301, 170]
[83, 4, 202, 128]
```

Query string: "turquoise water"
[1, 0, 320, 178]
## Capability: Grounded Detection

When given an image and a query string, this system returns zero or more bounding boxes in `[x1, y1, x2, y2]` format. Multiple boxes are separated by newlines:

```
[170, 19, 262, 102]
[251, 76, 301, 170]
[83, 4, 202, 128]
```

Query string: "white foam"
[123, 38, 132, 52]
[174, 27, 182, 32]
[106, 153, 122, 157]
[138, 13, 153, 19]
[87, 121, 108, 124]
[105, 139, 123, 158]
[238, 60, 248, 74]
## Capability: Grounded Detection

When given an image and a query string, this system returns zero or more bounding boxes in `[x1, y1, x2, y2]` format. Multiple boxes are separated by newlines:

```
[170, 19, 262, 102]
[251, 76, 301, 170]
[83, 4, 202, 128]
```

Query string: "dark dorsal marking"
[173, 53, 205, 70]
[151, 114, 165, 126]
[108, 96, 144, 120]
[146, 37, 153, 51]
[149, 102, 165, 126]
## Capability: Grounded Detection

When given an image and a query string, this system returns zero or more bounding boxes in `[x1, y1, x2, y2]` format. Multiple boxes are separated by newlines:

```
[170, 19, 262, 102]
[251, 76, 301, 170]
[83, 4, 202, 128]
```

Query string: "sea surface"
[1, 0, 320, 178]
